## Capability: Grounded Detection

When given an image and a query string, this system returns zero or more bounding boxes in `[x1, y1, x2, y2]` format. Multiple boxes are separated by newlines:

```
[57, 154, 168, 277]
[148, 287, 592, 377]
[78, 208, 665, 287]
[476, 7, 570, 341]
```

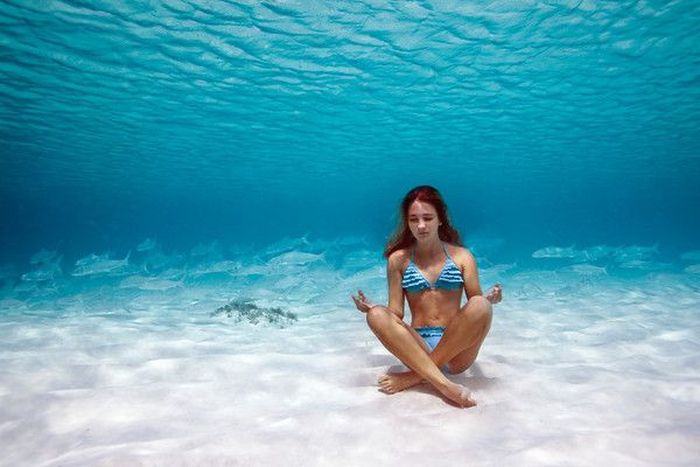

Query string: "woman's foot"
[378, 372, 476, 408]
[378, 371, 423, 393]
[438, 380, 476, 408]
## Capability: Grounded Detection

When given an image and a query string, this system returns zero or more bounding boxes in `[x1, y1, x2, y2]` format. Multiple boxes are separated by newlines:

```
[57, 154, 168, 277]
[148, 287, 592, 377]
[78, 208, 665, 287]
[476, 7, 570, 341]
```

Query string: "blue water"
[0, 0, 698, 266]
[1, 3, 700, 464]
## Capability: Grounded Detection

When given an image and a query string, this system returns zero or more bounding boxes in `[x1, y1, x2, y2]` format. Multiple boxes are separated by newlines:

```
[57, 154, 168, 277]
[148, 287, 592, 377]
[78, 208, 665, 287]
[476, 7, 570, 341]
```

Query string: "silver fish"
[75, 252, 110, 267]
[21, 257, 62, 282]
[30, 249, 57, 265]
[531, 246, 579, 259]
[72, 252, 131, 277]
[267, 251, 324, 267]
[613, 245, 659, 262]
[137, 238, 158, 252]
[560, 264, 608, 275]
[119, 275, 182, 290]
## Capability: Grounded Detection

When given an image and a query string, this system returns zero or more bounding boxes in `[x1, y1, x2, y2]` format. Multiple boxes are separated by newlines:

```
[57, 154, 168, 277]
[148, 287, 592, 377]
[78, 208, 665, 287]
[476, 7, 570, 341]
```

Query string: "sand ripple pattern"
[1, 236, 699, 464]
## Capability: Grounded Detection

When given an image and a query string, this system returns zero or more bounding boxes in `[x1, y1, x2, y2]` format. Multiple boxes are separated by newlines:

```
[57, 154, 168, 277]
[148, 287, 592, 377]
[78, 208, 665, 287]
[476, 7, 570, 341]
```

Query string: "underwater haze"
[1, 1, 700, 466]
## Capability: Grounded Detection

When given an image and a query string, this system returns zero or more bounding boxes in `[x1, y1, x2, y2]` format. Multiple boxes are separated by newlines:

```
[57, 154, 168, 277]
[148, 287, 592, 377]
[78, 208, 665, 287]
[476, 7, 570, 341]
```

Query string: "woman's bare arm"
[350, 251, 406, 318]
[385, 251, 406, 319]
[459, 247, 502, 304]
[460, 248, 483, 300]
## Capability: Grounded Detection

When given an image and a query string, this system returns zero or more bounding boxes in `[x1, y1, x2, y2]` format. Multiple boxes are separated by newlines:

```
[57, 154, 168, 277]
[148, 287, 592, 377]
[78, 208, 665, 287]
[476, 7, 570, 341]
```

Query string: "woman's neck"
[414, 238, 443, 259]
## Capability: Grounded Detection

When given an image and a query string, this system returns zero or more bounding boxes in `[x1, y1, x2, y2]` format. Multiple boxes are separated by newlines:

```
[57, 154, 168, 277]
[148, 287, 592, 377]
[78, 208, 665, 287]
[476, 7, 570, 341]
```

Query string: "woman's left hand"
[486, 283, 503, 304]
[351, 289, 376, 313]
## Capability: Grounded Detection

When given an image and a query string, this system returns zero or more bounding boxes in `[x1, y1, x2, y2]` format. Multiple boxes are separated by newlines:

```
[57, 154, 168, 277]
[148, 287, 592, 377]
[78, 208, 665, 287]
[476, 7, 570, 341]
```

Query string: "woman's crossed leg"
[366, 296, 492, 406]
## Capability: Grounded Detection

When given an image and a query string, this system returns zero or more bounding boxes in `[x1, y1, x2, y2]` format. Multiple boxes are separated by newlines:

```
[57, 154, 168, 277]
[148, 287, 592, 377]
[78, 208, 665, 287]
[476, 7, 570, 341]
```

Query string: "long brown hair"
[383, 185, 463, 258]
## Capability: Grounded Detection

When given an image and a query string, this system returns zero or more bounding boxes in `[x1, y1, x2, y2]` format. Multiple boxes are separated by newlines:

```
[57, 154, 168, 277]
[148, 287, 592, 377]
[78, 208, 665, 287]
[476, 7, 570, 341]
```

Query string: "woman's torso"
[399, 242, 465, 328]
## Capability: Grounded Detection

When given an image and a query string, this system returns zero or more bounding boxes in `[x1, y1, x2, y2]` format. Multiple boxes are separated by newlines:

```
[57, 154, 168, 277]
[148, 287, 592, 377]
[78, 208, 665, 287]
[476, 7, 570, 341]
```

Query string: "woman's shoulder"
[445, 243, 476, 264]
[387, 248, 411, 270]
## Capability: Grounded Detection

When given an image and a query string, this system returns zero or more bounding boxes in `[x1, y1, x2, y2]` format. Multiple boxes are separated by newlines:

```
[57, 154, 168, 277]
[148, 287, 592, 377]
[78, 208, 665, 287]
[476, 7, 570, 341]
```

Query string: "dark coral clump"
[211, 299, 297, 327]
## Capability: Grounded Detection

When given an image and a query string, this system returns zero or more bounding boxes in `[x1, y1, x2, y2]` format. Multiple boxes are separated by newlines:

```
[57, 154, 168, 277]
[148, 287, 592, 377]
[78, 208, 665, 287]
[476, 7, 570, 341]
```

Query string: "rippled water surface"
[1, 1, 699, 465]
[1, 0, 699, 255]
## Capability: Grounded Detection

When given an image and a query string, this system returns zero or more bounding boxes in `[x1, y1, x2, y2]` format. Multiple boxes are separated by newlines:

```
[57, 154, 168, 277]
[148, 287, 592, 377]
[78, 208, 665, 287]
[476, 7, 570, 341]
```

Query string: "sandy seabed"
[1, 240, 699, 466]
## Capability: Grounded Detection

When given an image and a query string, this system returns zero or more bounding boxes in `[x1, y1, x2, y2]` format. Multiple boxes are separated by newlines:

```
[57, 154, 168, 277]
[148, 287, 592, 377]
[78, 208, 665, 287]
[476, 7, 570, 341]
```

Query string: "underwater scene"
[1, 1, 699, 466]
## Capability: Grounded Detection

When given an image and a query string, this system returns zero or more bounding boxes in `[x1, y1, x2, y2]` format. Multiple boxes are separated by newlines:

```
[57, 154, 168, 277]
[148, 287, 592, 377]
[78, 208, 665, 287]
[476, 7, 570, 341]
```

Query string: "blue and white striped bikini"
[401, 242, 464, 293]
[401, 242, 464, 352]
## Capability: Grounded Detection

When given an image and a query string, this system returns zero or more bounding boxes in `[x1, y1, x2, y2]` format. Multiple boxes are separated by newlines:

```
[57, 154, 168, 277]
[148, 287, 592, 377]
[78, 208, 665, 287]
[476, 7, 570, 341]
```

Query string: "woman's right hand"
[351, 289, 375, 313]
[486, 283, 503, 304]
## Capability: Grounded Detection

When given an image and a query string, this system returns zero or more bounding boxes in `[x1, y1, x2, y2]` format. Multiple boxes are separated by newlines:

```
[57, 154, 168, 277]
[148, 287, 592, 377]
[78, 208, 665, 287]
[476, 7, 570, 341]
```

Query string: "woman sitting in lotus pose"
[352, 185, 502, 407]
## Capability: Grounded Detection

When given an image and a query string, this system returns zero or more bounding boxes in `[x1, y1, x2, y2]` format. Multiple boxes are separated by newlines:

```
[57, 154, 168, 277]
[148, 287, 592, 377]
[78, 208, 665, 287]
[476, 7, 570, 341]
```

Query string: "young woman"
[351, 185, 502, 407]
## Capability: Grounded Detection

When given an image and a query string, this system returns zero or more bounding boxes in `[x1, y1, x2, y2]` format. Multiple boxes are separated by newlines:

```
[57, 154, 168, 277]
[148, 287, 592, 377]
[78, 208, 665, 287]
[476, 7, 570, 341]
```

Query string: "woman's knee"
[467, 295, 493, 324]
[446, 361, 473, 375]
[365, 306, 392, 329]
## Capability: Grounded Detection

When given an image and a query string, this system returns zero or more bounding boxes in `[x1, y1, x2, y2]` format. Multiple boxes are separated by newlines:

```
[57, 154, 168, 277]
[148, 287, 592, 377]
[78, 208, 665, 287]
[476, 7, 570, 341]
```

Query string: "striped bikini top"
[401, 243, 464, 293]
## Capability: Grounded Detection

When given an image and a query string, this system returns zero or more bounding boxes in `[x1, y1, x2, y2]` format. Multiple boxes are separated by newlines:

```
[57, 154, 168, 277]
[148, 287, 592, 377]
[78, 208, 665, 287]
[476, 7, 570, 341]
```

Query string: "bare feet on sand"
[439, 380, 476, 408]
[378, 372, 476, 408]
[378, 371, 423, 393]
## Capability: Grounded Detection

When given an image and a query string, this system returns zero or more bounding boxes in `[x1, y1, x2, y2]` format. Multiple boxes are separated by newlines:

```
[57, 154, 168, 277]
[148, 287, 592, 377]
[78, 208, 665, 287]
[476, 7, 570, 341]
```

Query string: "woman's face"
[407, 200, 441, 243]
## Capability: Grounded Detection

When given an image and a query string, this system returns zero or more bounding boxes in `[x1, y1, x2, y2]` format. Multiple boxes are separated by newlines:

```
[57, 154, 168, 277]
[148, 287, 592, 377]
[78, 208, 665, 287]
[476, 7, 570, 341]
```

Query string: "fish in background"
[119, 274, 184, 291]
[132, 237, 182, 275]
[582, 245, 615, 261]
[186, 260, 241, 277]
[75, 252, 110, 267]
[467, 236, 506, 258]
[559, 264, 608, 275]
[531, 245, 659, 264]
[481, 263, 518, 276]
[190, 241, 223, 260]
[531, 245, 583, 259]
[612, 245, 659, 263]
[72, 252, 131, 277]
[533, 245, 615, 261]
[261, 235, 313, 258]
[609, 245, 666, 271]
[617, 260, 671, 271]
[341, 249, 382, 271]
[22, 250, 63, 282]
[266, 250, 325, 269]
[137, 238, 158, 252]
[29, 248, 58, 265]
[141, 250, 185, 275]
[21, 260, 63, 282]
